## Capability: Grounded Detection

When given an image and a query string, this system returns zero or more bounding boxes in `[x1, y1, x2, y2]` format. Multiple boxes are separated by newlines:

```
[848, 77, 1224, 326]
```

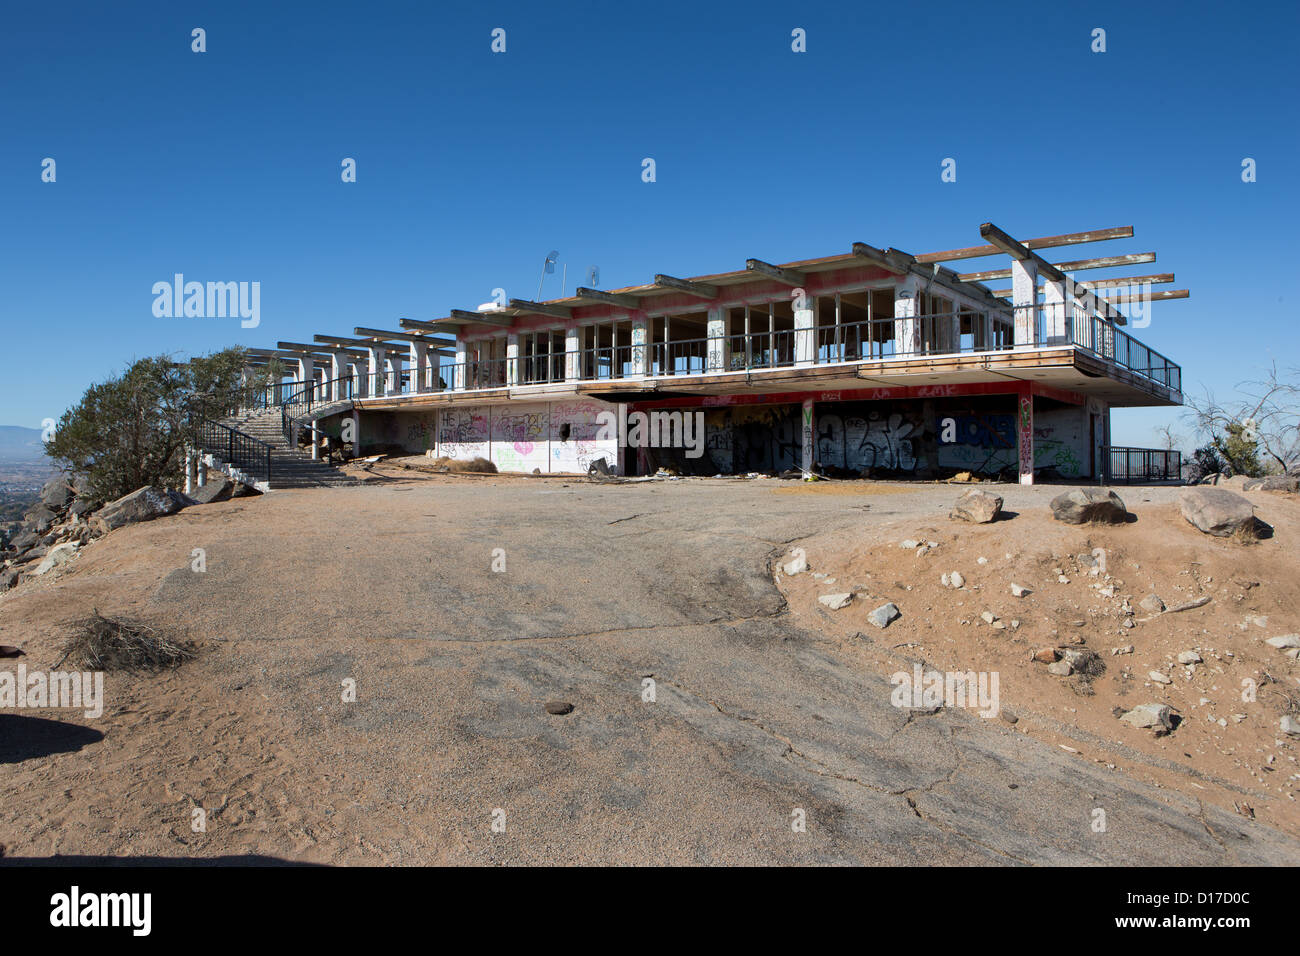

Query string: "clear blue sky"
[2, 0, 1295, 449]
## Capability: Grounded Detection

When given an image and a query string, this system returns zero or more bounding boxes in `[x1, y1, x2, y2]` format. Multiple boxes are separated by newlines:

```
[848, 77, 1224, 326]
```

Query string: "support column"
[183, 447, 196, 495]
[329, 351, 349, 400]
[630, 315, 649, 376]
[410, 341, 429, 394]
[800, 398, 815, 479]
[505, 334, 519, 386]
[565, 325, 582, 381]
[706, 306, 731, 372]
[1011, 258, 1038, 346]
[1017, 383, 1034, 485]
[793, 292, 816, 367]
[894, 275, 922, 356]
[367, 346, 387, 397]
[295, 356, 316, 398]
[454, 339, 468, 390]
[310, 420, 320, 461]
[1043, 277, 1067, 343]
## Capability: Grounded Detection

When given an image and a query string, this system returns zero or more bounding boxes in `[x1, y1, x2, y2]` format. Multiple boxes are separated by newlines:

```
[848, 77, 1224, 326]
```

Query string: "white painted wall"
[432, 398, 619, 474]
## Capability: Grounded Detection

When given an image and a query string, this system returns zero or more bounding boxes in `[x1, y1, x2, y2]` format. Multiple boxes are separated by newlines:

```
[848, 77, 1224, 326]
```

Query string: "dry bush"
[57, 611, 196, 672]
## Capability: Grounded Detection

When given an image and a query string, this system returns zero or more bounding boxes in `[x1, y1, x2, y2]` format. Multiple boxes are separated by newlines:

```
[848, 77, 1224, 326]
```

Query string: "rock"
[1120, 703, 1174, 734]
[818, 593, 853, 610]
[950, 490, 1003, 524]
[1047, 661, 1074, 676]
[545, 701, 574, 715]
[1032, 647, 1060, 663]
[229, 482, 260, 498]
[1177, 650, 1202, 664]
[8, 530, 38, 552]
[949, 571, 964, 589]
[1281, 716, 1300, 737]
[1059, 648, 1096, 670]
[39, 477, 73, 511]
[1049, 488, 1128, 525]
[1244, 475, 1299, 493]
[68, 498, 96, 518]
[23, 505, 57, 533]
[1179, 487, 1257, 538]
[868, 603, 900, 628]
[0, 568, 19, 592]
[1112, 645, 1134, 655]
[190, 473, 234, 505]
[95, 486, 191, 531]
[1139, 593, 1165, 614]
[1149, 671, 1172, 685]
[34, 542, 78, 576]
[899, 539, 919, 550]
[1264, 634, 1300, 650]
[1010, 583, 1031, 598]
[980, 610, 997, 625]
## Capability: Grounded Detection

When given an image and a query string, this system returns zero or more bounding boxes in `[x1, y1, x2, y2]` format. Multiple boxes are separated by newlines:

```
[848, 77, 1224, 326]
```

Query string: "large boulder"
[39, 477, 73, 511]
[34, 542, 78, 576]
[95, 486, 193, 531]
[1050, 488, 1128, 525]
[7, 530, 38, 553]
[1244, 475, 1299, 494]
[189, 473, 233, 505]
[1218, 474, 1250, 491]
[1179, 487, 1257, 537]
[950, 489, 1003, 524]
[22, 504, 58, 533]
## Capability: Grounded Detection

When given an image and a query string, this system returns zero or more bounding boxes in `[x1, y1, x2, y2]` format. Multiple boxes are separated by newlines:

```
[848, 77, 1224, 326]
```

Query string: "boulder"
[950, 490, 1003, 524]
[68, 497, 97, 518]
[1120, 703, 1174, 734]
[1179, 487, 1257, 537]
[95, 486, 191, 531]
[39, 477, 73, 511]
[1218, 474, 1250, 490]
[1050, 488, 1127, 525]
[1139, 593, 1166, 614]
[1244, 475, 1299, 494]
[8, 530, 38, 552]
[818, 593, 853, 610]
[229, 481, 260, 498]
[23, 505, 58, 533]
[0, 568, 19, 592]
[34, 542, 78, 576]
[190, 473, 233, 505]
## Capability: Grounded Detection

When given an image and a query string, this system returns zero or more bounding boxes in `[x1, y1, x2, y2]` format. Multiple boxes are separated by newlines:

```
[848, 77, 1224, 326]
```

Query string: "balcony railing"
[1106, 446, 1183, 484]
[256, 306, 1180, 405]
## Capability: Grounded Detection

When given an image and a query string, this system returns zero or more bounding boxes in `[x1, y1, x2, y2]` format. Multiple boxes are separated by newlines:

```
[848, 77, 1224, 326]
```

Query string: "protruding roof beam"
[850, 242, 909, 274]
[1104, 289, 1190, 305]
[745, 258, 806, 287]
[354, 327, 455, 345]
[574, 287, 641, 309]
[277, 340, 368, 357]
[653, 274, 717, 300]
[989, 273, 1175, 297]
[313, 334, 410, 352]
[917, 226, 1134, 264]
[507, 298, 572, 319]
[979, 223, 1127, 325]
[400, 318, 457, 332]
[450, 309, 514, 327]
[960, 252, 1157, 283]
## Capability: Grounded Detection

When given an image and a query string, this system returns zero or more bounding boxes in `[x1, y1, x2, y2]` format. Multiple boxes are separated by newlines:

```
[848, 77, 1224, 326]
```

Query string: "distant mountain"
[0, 425, 51, 463]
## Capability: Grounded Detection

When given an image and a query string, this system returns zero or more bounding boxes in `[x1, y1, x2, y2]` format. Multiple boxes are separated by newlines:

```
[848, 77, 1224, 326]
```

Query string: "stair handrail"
[198, 418, 274, 485]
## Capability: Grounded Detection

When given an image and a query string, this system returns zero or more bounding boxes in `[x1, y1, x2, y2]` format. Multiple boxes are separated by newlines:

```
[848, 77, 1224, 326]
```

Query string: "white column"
[565, 326, 582, 381]
[454, 339, 468, 390]
[296, 356, 315, 396]
[310, 421, 320, 460]
[505, 334, 519, 386]
[1043, 278, 1067, 343]
[801, 398, 814, 479]
[367, 346, 387, 397]
[894, 275, 922, 356]
[329, 351, 349, 400]
[706, 306, 731, 372]
[1011, 258, 1038, 346]
[409, 341, 429, 394]
[630, 315, 649, 376]
[793, 292, 816, 366]
[183, 447, 196, 495]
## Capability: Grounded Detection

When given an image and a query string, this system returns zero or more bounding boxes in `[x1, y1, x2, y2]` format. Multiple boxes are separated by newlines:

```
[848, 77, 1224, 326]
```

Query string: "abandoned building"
[204, 222, 1186, 488]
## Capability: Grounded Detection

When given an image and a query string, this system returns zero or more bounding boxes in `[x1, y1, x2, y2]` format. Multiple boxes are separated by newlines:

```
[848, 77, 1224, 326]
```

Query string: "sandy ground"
[1, 471, 1297, 865]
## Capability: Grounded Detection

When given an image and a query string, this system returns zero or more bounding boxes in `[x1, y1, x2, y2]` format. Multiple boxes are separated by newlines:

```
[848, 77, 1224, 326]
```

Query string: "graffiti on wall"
[815, 410, 921, 473]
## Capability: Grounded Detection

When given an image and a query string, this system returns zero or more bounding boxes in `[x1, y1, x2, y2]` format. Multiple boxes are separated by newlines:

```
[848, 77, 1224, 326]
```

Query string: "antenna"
[586, 265, 600, 288]
[537, 250, 559, 300]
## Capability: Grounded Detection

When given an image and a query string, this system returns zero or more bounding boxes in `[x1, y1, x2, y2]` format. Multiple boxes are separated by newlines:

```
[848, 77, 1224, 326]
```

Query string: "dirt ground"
[1, 470, 1297, 865]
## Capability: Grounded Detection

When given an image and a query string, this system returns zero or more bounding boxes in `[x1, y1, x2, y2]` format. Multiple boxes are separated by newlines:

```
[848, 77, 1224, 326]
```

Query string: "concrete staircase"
[216, 408, 357, 489]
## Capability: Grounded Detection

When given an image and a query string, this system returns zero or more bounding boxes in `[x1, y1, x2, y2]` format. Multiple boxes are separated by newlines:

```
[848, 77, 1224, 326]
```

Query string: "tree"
[1186, 362, 1299, 476]
[1185, 443, 1225, 484]
[45, 348, 258, 503]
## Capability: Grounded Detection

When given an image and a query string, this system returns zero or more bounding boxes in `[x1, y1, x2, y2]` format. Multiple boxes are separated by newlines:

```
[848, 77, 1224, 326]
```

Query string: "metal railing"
[1106, 446, 1182, 484]
[198, 419, 273, 484]
[247, 305, 1181, 402]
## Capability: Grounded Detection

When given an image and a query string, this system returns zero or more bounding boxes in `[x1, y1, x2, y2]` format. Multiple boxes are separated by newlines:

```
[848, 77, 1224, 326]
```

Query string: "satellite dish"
[544, 250, 559, 274]
[586, 265, 600, 287]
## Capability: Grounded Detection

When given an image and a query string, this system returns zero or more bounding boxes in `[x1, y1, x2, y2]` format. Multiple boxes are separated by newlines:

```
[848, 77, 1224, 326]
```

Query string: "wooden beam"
[960, 252, 1157, 283]
[399, 317, 460, 332]
[653, 274, 718, 299]
[574, 287, 641, 309]
[745, 258, 806, 287]
[849, 242, 908, 274]
[507, 298, 572, 319]
[1104, 289, 1189, 305]
[989, 273, 1175, 296]
[450, 309, 514, 327]
[916, 225, 1134, 264]
[277, 340, 367, 356]
[354, 327, 455, 345]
